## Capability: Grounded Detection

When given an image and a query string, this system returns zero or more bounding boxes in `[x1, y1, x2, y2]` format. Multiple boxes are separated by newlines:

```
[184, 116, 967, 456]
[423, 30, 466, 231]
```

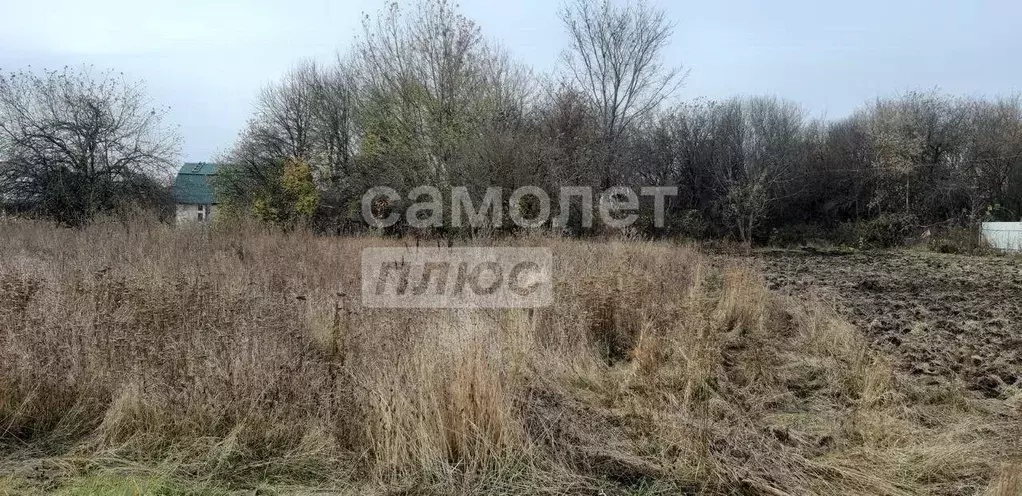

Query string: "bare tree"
[964, 97, 1022, 221]
[535, 84, 602, 187]
[351, 0, 490, 183]
[451, 49, 541, 190]
[217, 60, 358, 228]
[559, 0, 684, 184]
[0, 66, 179, 224]
[309, 62, 356, 188]
[227, 60, 356, 184]
[248, 60, 320, 162]
[710, 97, 808, 246]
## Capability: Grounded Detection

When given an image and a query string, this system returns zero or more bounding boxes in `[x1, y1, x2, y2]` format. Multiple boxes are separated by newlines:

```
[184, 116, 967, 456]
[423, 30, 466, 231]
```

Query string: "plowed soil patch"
[758, 250, 1022, 398]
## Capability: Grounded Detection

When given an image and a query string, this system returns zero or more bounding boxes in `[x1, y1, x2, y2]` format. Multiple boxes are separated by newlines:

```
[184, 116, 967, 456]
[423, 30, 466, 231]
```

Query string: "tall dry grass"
[0, 217, 1018, 494]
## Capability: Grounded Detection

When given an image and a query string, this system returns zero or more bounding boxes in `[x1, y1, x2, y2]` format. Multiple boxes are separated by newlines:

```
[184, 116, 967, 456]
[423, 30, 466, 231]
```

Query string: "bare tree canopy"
[230, 60, 355, 186]
[251, 60, 319, 162]
[351, 0, 487, 180]
[0, 66, 179, 224]
[559, 0, 684, 161]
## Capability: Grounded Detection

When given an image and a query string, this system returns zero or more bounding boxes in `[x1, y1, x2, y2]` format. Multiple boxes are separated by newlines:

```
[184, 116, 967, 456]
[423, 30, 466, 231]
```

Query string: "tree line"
[3, 0, 1022, 247]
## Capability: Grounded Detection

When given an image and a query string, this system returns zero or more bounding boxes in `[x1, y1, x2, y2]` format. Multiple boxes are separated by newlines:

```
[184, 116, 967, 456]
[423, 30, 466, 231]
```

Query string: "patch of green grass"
[55, 475, 185, 496]
[50, 474, 228, 496]
[0, 475, 42, 496]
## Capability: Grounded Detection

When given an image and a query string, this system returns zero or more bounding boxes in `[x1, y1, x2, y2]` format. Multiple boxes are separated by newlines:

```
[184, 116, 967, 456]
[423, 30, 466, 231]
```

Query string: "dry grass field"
[0, 218, 1019, 495]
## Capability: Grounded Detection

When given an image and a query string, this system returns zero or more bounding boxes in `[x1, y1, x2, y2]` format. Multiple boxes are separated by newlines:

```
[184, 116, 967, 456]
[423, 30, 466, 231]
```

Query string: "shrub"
[767, 223, 828, 247]
[855, 212, 920, 248]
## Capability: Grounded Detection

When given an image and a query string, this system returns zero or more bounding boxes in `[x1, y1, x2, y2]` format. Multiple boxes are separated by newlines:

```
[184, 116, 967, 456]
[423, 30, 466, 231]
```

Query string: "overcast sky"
[2, 0, 1020, 162]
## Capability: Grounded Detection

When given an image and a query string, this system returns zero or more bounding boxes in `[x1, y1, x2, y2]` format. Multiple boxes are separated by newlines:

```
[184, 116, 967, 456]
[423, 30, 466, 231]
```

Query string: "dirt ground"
[754, 249, 1022, 398]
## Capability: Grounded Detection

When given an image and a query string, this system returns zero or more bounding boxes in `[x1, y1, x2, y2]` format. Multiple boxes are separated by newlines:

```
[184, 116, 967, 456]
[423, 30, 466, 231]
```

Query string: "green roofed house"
[173, 162, 217, 224]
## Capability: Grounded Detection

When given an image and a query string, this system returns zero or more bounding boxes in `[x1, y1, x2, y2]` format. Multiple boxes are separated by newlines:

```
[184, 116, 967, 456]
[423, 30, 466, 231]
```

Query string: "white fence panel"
[981, 222, 1022, 251]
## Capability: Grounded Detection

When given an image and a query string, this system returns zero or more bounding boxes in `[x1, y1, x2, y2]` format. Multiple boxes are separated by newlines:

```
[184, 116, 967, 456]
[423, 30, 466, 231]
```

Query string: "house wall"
[175, 204, 216, 224]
